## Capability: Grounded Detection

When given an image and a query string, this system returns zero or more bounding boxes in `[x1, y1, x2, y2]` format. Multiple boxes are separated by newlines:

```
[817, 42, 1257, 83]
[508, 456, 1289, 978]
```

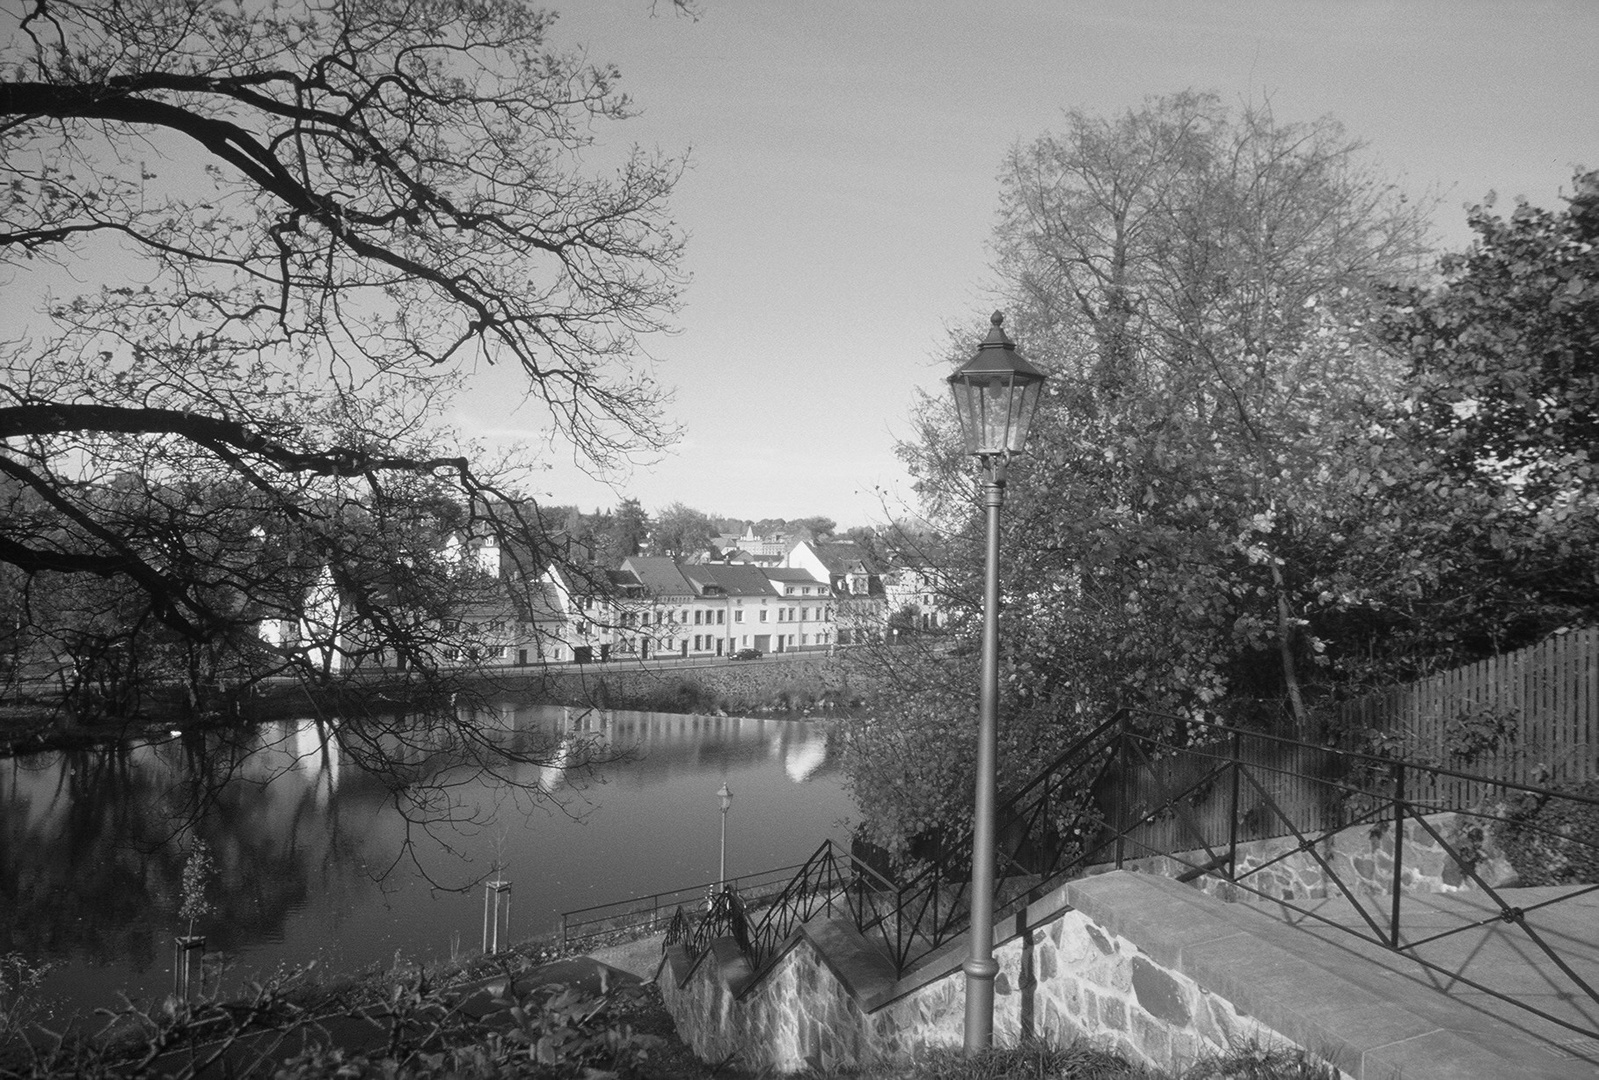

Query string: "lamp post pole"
[963, 454, 1006, 1050]
[945, 312, 1046, 1055]
[717, 782, 733, 890]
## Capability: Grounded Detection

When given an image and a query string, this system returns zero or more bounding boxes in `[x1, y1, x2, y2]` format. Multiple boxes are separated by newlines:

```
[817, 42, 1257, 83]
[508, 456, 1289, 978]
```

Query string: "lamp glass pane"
[1004, 376, 1044, 453]
[950, 376, 974, 451]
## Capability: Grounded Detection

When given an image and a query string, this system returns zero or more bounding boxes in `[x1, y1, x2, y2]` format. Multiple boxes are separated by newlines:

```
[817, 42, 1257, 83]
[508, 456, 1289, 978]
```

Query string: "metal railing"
[1104, 715, 1599, 1042]
[665, 708, 1599, 1040]
[559, 861, 805, 952]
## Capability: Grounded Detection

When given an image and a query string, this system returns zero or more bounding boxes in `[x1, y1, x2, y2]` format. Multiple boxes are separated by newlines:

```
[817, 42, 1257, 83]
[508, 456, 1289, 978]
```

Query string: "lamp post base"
[962, 955, 999, 1052]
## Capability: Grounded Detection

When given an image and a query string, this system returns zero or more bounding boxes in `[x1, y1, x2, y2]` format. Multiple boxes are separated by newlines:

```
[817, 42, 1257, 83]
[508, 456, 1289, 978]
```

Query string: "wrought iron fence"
[559, 861, 805, 951]
[666, 708, 1599, 1039]
[1107, 715, 1599, 1042]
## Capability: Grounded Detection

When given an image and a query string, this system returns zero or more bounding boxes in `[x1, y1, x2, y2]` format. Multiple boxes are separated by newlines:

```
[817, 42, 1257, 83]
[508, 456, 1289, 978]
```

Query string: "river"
[0, 701, 855, 1021]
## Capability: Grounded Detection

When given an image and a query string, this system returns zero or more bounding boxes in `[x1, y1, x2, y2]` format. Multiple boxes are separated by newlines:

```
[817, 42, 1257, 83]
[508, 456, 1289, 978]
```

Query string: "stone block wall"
[1111, 810, 1515, 904]
[659, 886, 1318, 1076]
[479, 654, 874, 714]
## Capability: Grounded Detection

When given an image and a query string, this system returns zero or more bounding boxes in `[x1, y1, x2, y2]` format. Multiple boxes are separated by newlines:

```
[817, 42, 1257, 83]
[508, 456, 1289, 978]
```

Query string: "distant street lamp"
[946, 312, 1047, 1054]
[717, 782, 733, 889]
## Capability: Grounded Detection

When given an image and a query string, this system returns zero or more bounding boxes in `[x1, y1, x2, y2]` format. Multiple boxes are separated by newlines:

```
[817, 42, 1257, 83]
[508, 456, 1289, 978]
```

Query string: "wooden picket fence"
[1336, 627, 1599, 788]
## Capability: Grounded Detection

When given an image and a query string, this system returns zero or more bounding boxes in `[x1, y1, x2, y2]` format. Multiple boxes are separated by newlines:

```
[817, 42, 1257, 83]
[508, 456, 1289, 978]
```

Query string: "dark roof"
[620, 556, 693, 598]
[805, 540, 881, 576]
[681, 563, 779, 598]
[765, 568, 826, 585]
[605, 568, 644, 595]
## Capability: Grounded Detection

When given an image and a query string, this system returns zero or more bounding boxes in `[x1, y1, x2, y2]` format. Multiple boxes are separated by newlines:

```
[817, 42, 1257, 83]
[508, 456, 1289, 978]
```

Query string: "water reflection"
[0, 704, 850, 1018]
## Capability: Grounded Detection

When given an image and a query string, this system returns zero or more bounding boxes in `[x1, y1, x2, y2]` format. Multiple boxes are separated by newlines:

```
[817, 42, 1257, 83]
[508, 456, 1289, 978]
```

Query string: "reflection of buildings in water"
[783, 731, 828, 783]
[285, 718, 341, 804]
[537, 735, 573, 792]
[521, 708, 838, 783]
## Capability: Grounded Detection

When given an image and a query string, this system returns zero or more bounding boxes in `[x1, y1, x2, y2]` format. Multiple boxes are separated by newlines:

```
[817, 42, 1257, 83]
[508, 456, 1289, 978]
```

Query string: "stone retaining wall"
[1110, 810, 1516, 903]
[472, 654, 872, 714]
[659, 879, 1324, 1076]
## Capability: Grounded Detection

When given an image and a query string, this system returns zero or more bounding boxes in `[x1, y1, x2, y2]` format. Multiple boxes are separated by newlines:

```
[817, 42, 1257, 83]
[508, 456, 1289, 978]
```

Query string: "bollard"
[482, 879, 512, 954]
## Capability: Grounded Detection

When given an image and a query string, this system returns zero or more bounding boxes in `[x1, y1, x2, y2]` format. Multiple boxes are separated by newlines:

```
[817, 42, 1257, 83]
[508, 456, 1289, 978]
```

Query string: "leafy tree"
[608, 497, 652, 559]
[848, 94, 1438, 853]
[0, 0, 685, 716]
[987, 91, 1430, 730]
[650, 501, 716, 558]
[1308, 171, 1599, 682]
[929, 93, 1428, 726]
[788, 516, 837, 542]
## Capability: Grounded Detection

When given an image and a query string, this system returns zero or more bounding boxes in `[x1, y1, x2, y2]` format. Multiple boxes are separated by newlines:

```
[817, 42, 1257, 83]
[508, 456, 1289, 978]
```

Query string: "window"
[694, 610, 703, 625]
[759, 609, 768, 623]
[694, 634, 702, 650]
[786, 586, 795, 595]
[734, 609, 744, 623]
[717, 610, 725, 625]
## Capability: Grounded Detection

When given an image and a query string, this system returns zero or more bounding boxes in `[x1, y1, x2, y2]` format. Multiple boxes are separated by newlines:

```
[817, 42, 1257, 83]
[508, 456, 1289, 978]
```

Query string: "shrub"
[1492, 778, 1599, 886]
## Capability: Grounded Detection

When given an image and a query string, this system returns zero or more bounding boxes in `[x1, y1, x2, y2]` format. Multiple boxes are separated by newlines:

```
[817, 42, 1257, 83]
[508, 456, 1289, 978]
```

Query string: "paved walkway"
[1258, 884, 1599, 1070]
[1071, 872, 1599, 1079]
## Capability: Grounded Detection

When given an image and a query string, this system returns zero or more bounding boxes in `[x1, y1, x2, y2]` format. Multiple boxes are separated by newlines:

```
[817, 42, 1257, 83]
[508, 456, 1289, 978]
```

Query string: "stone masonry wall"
[659, 895, 1320, 1076]
[1110, 810, 1516, 904]
[474, 654, 875, 713]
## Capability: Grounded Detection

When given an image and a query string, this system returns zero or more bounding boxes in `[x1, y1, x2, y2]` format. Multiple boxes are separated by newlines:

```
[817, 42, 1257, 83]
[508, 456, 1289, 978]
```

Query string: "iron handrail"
[667, 707, 1597, 1042]
[559, 861, 807, 949]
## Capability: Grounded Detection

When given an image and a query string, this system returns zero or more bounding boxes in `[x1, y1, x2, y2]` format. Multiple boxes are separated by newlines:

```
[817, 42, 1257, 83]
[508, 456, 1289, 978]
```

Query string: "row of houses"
[267, 527, 957, 672]
[476, 537, 953, 667]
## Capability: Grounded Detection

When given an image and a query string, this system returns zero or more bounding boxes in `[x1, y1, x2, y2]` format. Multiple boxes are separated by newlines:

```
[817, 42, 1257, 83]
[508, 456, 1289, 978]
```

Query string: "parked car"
[732, 648, 762, 660]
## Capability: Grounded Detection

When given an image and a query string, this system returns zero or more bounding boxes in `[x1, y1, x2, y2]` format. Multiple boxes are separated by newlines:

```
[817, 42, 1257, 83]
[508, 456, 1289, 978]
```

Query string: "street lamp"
[716, 782, 733, 890]
[947, 311, 1047, 1054]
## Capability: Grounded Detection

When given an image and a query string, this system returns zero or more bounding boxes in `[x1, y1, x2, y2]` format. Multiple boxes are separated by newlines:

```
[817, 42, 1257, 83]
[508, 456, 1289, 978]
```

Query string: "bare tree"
[0, 0, 686, 717]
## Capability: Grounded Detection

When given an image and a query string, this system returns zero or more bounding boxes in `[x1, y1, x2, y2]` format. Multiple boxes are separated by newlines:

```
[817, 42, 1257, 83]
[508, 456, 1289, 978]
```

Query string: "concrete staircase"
[657, 870, 1599, 1079]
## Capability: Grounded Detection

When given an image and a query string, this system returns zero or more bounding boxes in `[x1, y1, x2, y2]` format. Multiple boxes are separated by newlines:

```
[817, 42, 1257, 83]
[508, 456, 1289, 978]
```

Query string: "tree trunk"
[1269, 556, 1309, 738]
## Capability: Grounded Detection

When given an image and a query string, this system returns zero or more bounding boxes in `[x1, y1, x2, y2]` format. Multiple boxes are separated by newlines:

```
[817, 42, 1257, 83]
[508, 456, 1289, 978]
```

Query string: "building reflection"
[0, 704, 846, 1018]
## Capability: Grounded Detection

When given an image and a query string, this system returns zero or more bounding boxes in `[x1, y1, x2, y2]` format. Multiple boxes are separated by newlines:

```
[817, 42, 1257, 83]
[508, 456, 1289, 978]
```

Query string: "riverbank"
[2, 923, 742, 1079]
[0, 651, 873, 757]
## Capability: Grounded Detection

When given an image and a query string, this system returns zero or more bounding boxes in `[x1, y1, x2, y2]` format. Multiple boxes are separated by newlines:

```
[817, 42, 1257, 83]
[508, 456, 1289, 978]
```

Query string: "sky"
[5, 2, 1593, 529]
[450, 0, 1596, 528]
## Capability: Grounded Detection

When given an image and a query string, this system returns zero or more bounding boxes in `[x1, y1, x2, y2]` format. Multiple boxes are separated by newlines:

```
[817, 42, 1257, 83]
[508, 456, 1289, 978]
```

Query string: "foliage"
[649, 503, 718, 558]
[855, 93, 1438, 851]
[0, 0, 684, 719]
[981, 92, 1431, 729]
[1492, 778, 1599, 887]
[0, 947, 676, 1080]
[177, 838, 217, 936]
[778, 1038, 1334, 1079]
[1305, 171, 1599, 685]
[842, 639, 1080, 854]
[609, 498, 653, 561]
[788, 516, 838, 542]
[0, 953, 52, 1061]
